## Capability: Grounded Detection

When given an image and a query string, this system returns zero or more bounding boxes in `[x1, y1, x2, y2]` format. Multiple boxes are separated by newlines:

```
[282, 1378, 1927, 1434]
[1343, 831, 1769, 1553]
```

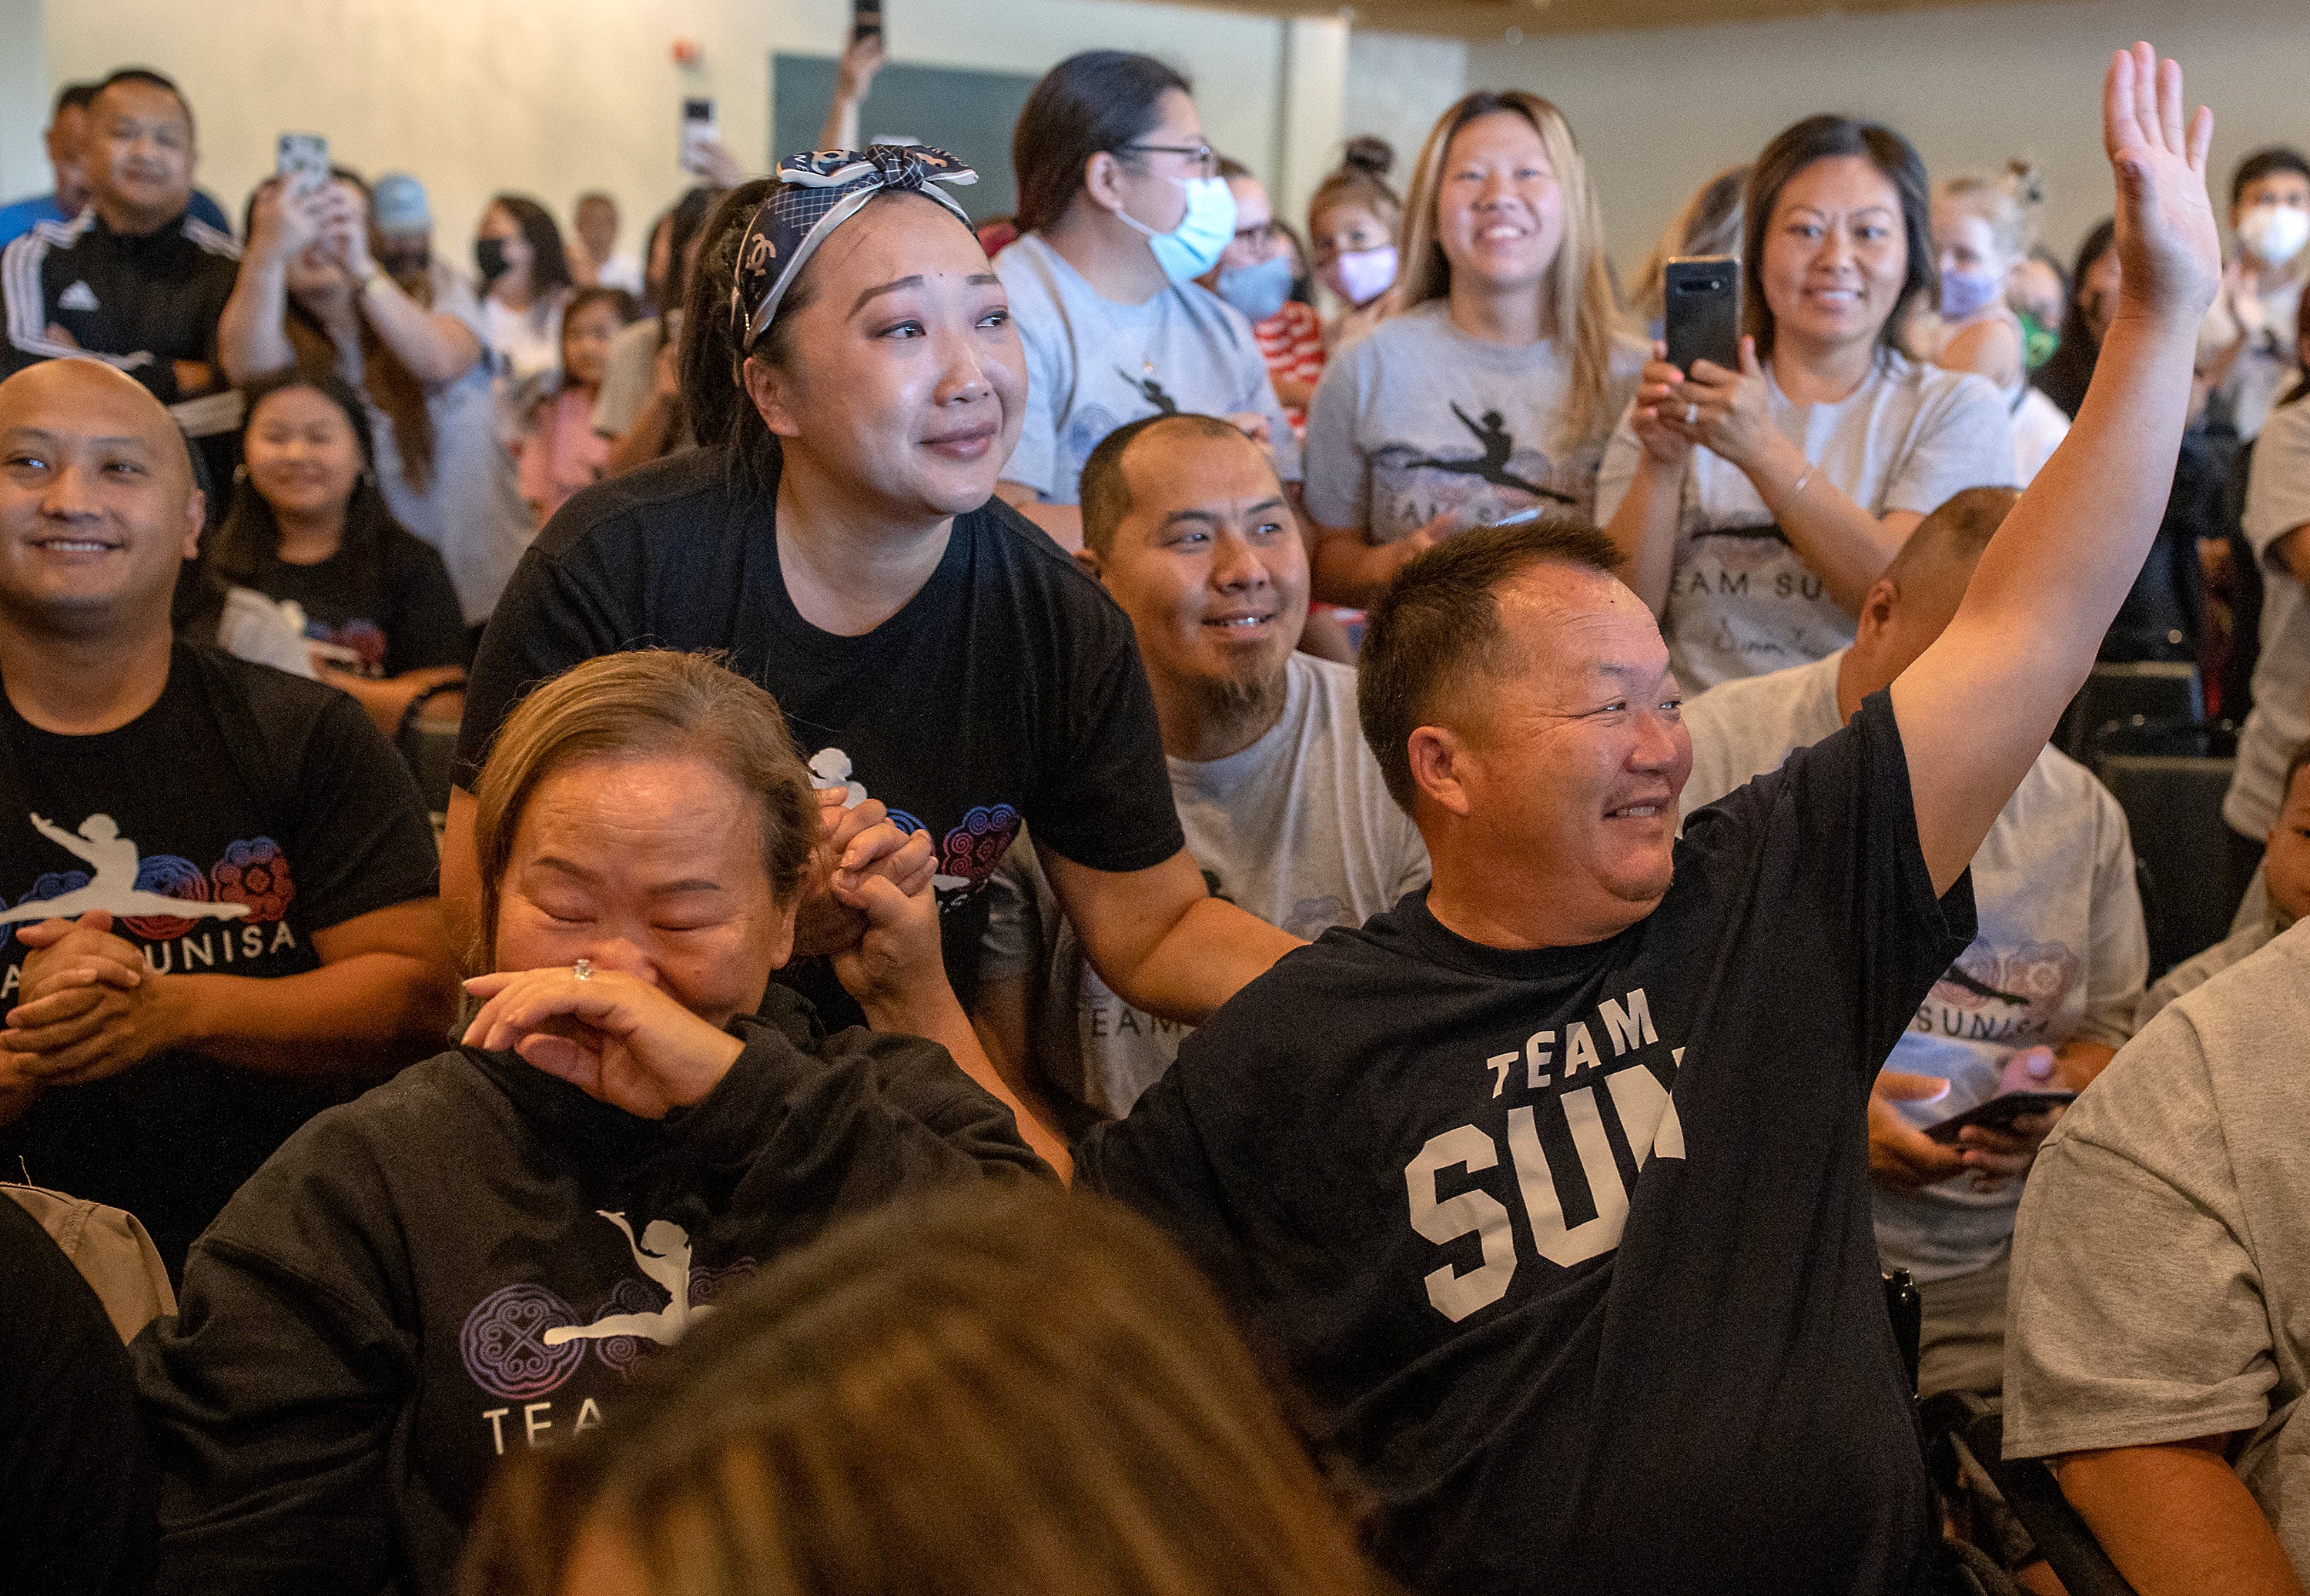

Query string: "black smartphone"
[852, 0, 882, 45]
[1922, 1089, 2075, 1146]
[1664, 255, 1742, 378]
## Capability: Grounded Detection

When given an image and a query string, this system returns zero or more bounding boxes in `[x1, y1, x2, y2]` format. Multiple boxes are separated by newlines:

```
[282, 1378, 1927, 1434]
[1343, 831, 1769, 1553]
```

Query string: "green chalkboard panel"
[771, 54, 1040, 223]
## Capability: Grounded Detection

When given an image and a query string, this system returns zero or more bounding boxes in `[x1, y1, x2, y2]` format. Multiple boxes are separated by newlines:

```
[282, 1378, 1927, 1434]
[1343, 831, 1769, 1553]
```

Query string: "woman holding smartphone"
[1597, 115, 2015, 691]
[1298, 91, 1642, 607]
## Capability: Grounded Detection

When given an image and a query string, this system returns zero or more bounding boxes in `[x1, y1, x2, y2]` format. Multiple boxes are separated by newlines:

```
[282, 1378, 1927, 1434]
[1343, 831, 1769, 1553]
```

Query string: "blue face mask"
[1216, 254, 1295, 322]
[1938, 267, 2003, 323]
[1117, 175, 1237, 286]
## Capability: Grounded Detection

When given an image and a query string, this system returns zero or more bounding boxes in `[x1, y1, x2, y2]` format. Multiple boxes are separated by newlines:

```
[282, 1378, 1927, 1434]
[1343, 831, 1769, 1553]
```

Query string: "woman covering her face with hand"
[991, 50, 1300, 550]
[1299, 91, 1644, 607]
[135, 650, 1053, 1596]
[192, 367, 469, 736]
[1598, 115, 2017, 691]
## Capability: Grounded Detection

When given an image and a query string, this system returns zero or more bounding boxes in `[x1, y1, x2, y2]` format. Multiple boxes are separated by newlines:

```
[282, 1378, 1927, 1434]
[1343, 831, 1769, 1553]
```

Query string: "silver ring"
[1685, 402, 1698, 426]
[571, 958, 593, 982]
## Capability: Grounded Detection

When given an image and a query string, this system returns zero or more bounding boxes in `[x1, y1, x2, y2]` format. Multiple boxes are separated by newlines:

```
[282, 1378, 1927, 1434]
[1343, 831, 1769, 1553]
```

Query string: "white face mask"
[2238, 202, 2310, 267]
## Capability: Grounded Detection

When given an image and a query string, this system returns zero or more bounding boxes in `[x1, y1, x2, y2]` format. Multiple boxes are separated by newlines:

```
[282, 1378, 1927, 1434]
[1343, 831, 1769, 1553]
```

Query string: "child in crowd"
[1919, 162, 2070, 482]
[192, 368, 470, 736]
[518, 286, 635, 520]
[1307, 136, 1401, 353]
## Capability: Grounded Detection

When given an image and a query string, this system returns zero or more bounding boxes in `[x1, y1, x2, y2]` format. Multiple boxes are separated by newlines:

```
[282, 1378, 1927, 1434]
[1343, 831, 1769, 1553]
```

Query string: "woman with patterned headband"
[447, 145, 1301, 1057]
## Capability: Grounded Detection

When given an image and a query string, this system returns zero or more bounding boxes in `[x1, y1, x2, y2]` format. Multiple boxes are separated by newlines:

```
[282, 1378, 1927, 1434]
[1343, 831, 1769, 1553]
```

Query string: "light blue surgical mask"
[1117, 175, 1237, 285]
[1216, 254, 1295, 322]
[1937, 266, 2002, 323]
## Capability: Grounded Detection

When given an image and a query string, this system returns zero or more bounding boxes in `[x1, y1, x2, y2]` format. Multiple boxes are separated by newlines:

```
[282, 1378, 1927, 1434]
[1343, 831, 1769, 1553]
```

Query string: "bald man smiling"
[0, 359, 454, 1272]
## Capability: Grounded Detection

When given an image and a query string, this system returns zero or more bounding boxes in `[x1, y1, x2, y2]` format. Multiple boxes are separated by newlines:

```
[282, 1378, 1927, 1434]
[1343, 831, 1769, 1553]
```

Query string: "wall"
[1340, 28, 1469, 200]
[38, 0, 1341, 259]
[1462, 0, 2310, 280]
[0, 0, 46, 199]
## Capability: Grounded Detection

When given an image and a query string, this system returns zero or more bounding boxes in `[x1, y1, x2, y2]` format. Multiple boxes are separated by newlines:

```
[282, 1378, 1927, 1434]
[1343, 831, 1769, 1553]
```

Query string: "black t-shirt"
[1079, 691, 1977, 1596]
[231, 527, 470, 678]
[458, 447, 1184, 1015]
[0, 645, 441, 1273]
[0, 1196, 156, 1596]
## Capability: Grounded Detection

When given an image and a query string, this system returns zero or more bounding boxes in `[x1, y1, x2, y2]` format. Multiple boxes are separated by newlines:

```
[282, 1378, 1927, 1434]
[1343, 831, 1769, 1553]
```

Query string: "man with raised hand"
[1076, 44, 2218, 1596]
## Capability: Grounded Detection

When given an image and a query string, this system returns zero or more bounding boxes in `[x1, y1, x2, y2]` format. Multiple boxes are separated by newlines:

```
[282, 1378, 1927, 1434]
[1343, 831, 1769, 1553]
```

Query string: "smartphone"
[1922, 1089, 2075, 1146]
[276, 132, 330, 198]
[1664, 255, 1742, 378]
[852, 0, 883, 45]
[678, 98, 719, 176]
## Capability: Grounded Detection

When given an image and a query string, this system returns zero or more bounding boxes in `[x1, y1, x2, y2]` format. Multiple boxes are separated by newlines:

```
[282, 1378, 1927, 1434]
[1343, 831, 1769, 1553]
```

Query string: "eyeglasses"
[1233, 221, 1277, 247]
[1120, 141, 1216, 175]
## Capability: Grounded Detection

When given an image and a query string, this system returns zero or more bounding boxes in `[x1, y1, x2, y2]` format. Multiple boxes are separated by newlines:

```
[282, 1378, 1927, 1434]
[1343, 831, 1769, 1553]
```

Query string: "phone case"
[1664, 256, 1741, 377]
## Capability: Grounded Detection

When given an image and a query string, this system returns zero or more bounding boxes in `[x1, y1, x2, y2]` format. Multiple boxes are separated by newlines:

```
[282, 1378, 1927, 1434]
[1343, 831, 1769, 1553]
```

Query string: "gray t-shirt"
[369, 261, 534, 624]
[993, 233, 1299, 504]
[983, 652, 1428, 1117]
[2136, 914, 2286, 1029]
[2225, 397, 2310, 838]
[1301, 299, 1645, 535]
[1681, 651, 2144, 1281]
[1595, 349, 2015, 692]
[2005, 920, 2310, 1582]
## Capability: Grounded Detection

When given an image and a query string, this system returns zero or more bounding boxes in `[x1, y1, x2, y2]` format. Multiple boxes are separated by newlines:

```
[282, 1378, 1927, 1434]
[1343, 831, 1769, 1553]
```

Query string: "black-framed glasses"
[1120, 141, 1215, 174]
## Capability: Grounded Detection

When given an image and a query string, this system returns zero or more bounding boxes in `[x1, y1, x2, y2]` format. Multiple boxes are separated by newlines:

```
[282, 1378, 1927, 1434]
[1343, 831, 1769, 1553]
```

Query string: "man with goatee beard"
[975, 413, 1428, 1129]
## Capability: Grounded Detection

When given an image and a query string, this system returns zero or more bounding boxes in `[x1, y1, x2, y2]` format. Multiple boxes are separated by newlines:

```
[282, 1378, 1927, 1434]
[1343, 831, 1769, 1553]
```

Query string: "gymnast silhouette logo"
[1115, 367, 1180, 416]
[0, 813, 249, 926]
[542, 1213, 711, 1350]
[1401, 403, 1576, 506]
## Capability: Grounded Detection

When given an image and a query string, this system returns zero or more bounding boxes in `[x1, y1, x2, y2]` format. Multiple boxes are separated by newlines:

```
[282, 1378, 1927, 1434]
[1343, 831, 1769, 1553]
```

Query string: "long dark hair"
[2033, 216, 2115, 420]
[679, 179, 778, 499]
[1010, 51, 1191, 236]
[488, 192, 573, 298]
[1743, 115, 1934, 362]
[207, 368, 404, 599]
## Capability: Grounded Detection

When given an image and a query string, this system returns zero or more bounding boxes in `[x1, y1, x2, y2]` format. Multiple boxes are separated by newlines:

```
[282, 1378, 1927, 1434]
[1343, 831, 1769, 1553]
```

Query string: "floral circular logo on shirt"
[212, 838, 296, 922]
[460, 1283, 587, 1401]
[119, 854, 217, 942]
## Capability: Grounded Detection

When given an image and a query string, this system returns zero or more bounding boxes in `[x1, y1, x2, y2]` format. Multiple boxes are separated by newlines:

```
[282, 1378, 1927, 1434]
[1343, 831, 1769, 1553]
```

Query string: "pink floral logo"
[213, 838, 295, 923]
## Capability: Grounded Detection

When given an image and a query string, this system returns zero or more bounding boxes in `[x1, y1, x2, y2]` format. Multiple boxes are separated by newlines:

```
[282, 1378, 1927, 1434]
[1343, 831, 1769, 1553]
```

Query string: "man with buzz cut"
[1070, 44, 2223, 1596]
[976, 411, 1426, 1124]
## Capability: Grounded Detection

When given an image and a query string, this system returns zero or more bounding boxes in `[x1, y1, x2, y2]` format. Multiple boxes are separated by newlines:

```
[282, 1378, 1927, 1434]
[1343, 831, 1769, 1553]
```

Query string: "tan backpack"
[3, 1183, 176, 1343]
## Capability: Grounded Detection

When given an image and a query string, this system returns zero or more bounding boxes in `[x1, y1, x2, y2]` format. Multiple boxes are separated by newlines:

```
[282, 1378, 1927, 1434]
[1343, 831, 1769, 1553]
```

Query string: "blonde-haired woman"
[1300, 91, 1644, 606]
[464, 1184, 1391, 1596]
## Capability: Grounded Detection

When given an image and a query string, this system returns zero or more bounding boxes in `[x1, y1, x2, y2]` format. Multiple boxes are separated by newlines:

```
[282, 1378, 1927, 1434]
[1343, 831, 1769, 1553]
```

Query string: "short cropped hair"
[1882, 485, 2017, 596]
[468, 651, 818, 964]
[1358, 519, 1625, 811]
[1077, 412, 1267, 557]
[92, 68, 194, 139]
[2232, 146, 2310, 208]
[55, 82, 98, 119]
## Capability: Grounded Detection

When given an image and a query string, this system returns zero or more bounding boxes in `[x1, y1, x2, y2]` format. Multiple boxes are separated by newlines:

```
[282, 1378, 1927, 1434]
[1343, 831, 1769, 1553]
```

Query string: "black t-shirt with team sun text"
[1079, 691, 1976, 1596]
[0, 645, 440, 1273]
[457, 447, 1186, 1020]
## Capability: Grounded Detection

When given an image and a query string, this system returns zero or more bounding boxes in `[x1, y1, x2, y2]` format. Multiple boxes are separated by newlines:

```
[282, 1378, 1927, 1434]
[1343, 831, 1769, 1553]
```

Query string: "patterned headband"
[729, 144, 980, 354]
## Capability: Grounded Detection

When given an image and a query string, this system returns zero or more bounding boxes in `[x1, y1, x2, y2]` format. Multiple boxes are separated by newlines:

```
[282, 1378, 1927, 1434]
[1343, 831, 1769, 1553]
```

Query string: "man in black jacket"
[0, 69, 240, 443]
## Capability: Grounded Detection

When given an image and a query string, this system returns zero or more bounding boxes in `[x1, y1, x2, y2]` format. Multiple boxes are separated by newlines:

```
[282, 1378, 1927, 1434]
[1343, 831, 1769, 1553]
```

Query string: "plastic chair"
[1918, 1391, 2141, 1596]
[2057, 663, 2205, 763]
[2091, 752, 2240, 975]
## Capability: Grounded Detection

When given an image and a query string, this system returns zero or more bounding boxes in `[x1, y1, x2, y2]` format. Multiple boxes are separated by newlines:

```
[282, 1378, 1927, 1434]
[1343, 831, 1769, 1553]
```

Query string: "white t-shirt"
[1595, 348, 2016, 692]
[2201, 272, 2306, 442]
[1301, 299, 1645, 536]
[592, 249, 644, 298]
[367, 262, 535, 624]
[2226, 396, 2310, 839]
[993, 233, 1299, 504]
[1679, 651, 2145, 1281]
[2006, 920, 2310, 1584]
[479, 290, 565, 390]
[982, 653, 1428, 1118]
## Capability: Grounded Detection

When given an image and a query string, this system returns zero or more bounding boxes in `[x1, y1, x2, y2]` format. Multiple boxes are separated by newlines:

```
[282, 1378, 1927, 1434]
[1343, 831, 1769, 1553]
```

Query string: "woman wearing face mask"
[219, 171, 535, 627]
[2198, 147, 2310, 443]
[1307, 137, 1403, 355]
[1201, 159, 1322, 429]
[1920, 162, 2072, 483]
[476, 193, 574, 392]
[445, 146, 1300, 1059]
[1598, 115, 2016, 691]
[1301, 92, 1642, 608]
[992, 52, 1299, 551]
[194, 369, 469, 736]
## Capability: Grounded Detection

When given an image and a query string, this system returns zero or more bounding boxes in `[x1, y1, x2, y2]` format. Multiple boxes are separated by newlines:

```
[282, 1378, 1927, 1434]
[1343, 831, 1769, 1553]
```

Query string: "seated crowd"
[1, 35, 2307, 1596]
